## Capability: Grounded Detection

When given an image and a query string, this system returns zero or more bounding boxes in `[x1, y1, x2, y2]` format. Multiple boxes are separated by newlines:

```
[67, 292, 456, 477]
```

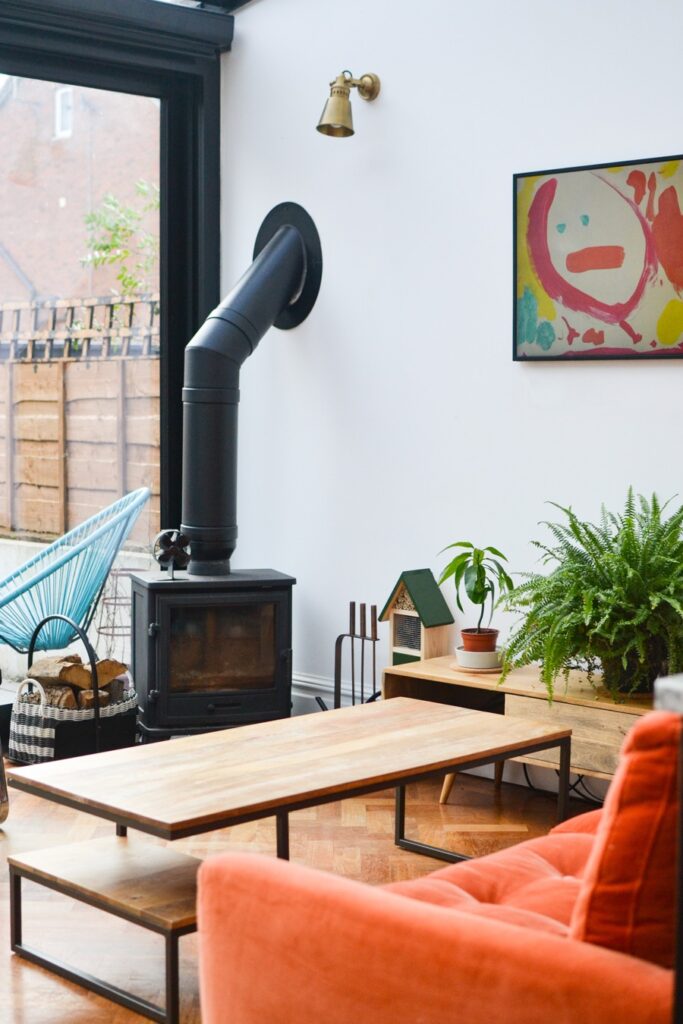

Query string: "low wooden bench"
[8, 836, 200, 1024]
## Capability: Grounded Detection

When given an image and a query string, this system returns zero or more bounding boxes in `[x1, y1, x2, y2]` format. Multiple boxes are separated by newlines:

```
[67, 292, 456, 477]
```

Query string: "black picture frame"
[0, 0, 234, 525]
[513, 152, 683, 362]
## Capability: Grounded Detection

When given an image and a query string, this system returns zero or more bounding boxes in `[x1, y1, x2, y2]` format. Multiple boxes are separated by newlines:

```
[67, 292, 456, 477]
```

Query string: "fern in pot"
[500, 489, 683, 699]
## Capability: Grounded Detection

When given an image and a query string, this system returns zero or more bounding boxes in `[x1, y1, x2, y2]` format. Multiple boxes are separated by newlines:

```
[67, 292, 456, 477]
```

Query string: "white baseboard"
[291, 670, 383, 714]
[291, 670, 337, 715]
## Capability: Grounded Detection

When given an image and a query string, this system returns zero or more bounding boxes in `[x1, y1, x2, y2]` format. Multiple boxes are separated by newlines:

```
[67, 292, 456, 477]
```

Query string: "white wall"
[220, 0, 683, 717]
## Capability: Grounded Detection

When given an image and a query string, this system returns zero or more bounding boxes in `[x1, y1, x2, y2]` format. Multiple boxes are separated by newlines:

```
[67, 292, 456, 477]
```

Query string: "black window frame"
[0, 0, 234, 530]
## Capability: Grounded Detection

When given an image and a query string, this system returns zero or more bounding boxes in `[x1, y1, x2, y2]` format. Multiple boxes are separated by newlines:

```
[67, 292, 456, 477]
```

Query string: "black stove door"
[156, 589, 292, 727]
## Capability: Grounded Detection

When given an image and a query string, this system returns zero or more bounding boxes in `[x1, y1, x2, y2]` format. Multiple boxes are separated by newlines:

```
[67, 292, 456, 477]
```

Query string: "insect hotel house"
[379, 569, 454, 666]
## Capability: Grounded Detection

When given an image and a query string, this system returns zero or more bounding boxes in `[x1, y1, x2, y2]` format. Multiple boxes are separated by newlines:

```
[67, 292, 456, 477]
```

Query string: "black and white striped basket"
[8, 679, 138, 765]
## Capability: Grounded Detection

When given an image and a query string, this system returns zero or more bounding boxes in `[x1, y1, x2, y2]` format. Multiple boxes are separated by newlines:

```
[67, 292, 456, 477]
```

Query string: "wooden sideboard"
[382, 656, 653, 781]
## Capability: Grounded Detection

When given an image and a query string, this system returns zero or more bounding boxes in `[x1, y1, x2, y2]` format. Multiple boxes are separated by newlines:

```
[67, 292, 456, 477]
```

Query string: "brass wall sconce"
[316, 70, 381, 138]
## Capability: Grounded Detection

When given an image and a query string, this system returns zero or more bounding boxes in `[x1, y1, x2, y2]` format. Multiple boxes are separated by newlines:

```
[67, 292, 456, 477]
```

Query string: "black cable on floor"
[522, 762, 604, 807]
[576, 777, 604, 805]
[522, 763, 550, 794]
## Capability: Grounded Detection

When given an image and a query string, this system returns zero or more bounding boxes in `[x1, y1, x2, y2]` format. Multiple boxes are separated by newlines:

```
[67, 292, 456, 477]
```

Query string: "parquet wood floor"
[0, 768, 587, 1023]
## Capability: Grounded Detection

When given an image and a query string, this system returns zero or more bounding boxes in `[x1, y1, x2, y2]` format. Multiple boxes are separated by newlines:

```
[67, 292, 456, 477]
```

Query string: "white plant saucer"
[453, 646, 503, 671]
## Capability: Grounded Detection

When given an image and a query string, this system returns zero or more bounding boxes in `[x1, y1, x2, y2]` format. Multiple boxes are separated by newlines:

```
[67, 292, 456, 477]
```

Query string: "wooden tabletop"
[7, 698, 571, 839]
[383, 657, 653, 714]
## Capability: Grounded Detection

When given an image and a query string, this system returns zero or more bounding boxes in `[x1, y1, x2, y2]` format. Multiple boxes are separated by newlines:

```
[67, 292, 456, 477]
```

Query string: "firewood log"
[47, 686, 79, 709]
[96, 661, 129, 689]
[28, 656, 127, 691]
[77, 689, 112, 710]
[105, 677, 127, 702]
[26, 655, 82, 687]
[21, 683, 78, 709]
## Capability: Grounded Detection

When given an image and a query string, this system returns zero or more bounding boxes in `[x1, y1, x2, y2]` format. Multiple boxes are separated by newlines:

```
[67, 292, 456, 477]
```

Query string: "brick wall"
[0, 77, 159, 301]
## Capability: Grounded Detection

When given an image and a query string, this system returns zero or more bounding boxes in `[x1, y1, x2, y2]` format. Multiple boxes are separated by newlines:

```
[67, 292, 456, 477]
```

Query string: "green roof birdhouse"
[379, 569, 454, 666]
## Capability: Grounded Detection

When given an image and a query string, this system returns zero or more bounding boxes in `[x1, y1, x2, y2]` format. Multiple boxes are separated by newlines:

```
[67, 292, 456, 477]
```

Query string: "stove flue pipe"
[180, 204, 322, 576]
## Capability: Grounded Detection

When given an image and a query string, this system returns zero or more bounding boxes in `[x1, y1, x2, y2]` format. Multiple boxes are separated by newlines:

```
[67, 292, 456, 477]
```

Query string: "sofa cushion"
[569, 710, 680, 968]
[385, 831, 594, 935]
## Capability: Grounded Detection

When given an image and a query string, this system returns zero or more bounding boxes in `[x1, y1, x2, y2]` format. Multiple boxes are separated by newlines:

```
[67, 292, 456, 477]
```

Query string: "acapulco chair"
[0, 487, 150, 655]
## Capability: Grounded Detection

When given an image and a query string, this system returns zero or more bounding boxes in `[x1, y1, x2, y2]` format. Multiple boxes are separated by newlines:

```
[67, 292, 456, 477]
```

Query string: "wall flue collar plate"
[253, 202, 323, 329]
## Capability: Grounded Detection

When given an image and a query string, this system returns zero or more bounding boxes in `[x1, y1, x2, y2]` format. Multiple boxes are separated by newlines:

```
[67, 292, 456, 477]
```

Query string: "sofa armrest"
[198, 853, 672, 1024]
[551, 808, 603, 835]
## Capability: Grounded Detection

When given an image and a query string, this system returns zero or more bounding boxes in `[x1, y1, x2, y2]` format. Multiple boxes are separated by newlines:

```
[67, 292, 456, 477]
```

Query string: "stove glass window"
[168, 603, 277, 693]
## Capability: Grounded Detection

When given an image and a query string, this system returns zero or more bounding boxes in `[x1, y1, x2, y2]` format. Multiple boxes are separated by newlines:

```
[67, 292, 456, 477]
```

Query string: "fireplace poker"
[359, 603, 366, 704]
[371, 603, 378, 697]
[350, 601, 356, 706]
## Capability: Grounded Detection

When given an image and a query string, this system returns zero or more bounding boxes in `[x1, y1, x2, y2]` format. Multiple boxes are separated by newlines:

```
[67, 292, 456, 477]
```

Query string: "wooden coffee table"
[7, 698, 571, 1022]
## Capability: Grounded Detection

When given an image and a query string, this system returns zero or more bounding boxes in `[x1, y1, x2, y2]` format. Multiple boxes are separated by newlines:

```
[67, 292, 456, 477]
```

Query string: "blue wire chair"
[0, 487, 150, 653]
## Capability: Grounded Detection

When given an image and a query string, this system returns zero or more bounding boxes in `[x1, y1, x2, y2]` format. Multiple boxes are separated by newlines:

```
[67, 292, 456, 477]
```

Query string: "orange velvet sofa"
[197, 711, 679, 1024]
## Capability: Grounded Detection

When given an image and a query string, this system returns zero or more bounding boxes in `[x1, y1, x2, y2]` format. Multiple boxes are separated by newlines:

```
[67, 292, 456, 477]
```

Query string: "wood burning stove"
[132, 569, 295, 738]
[129, 203, 320, 737]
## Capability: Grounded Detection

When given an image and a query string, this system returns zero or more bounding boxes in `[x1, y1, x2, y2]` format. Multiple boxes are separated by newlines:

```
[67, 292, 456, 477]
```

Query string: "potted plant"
[438, 541, 513, 666]
[500, 489, 683, 699]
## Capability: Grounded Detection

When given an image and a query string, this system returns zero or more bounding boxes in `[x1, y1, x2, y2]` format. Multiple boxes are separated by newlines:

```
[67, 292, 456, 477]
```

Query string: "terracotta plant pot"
[461, 627, 499, 653]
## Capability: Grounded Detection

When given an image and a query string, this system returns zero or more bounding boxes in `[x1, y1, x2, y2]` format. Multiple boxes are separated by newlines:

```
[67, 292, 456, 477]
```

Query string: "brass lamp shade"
[317, 78, 354, 137]
[317, 72, 380, 138]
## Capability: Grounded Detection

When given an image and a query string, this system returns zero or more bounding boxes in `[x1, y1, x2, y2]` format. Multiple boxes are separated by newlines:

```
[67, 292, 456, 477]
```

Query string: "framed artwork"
[514, 153, 683, 360]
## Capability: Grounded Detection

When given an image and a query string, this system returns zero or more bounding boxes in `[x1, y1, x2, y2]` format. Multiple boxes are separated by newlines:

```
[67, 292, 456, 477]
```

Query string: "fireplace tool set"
[316, 601, 380, 712]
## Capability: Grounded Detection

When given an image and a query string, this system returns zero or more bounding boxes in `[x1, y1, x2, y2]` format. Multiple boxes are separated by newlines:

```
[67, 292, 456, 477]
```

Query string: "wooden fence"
[0, 295, 160, 545]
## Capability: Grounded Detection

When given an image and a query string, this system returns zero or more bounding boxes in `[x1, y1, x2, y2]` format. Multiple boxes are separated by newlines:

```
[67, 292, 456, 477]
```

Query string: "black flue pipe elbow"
[180, 206, 322, 576]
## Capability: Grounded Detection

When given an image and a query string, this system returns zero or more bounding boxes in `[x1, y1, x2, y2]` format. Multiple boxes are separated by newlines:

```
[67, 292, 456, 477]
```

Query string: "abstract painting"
[514, 154, 683, 360]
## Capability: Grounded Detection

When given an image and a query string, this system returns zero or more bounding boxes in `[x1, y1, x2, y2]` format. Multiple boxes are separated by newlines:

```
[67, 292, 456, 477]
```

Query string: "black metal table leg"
[10, 868, 21, 949]
[12, 941, 168, 1022]
[116, 824, 128, 837]
[557, 737, 571, 823]
[394, 784, 406, 846]
[395, 738, 573, 864]
[165, 934, 180, 1024]
[395, 780, 469, 864]
[276, 811, 289, 859]
[9, 865, 187, 1023]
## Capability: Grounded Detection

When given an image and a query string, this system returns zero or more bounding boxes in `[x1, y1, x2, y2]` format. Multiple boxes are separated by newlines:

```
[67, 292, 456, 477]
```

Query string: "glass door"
[158, 591, 291, 726]
[0, 76, 160, 548]
[0, 74, 162, 675]
[167, 602, 278, 694]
